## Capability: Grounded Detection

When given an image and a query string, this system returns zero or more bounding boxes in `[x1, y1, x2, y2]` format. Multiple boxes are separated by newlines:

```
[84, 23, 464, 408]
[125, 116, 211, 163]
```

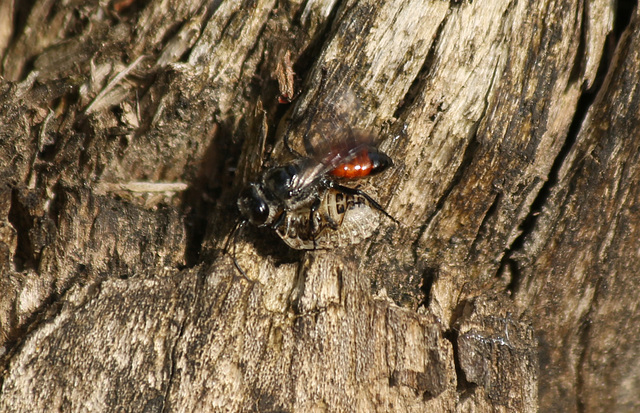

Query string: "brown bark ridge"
[0, 0, 635, 411]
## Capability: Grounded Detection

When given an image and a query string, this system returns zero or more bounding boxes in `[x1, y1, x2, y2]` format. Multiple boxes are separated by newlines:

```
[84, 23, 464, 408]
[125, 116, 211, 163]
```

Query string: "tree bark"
[0, 0, 637, 412]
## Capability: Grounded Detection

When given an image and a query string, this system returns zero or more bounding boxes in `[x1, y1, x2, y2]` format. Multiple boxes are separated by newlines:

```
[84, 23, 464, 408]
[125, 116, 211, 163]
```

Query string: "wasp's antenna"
[224, 219, 251, 281]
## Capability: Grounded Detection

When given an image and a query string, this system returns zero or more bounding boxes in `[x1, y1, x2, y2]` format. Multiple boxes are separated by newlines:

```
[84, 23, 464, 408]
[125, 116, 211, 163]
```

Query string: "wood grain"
[0, 0, 635, 411]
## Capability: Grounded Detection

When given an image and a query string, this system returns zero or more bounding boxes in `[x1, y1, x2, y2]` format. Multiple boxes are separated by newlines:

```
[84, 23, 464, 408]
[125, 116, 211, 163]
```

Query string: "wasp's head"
[237, 184, 271, 226]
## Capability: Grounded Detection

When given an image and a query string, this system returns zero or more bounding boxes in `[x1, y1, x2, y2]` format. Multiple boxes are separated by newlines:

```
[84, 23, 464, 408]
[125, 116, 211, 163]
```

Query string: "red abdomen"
[330, 149, 392, 179]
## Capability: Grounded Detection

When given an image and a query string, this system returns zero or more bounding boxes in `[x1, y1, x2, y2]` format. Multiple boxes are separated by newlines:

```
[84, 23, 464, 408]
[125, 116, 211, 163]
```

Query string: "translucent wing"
[288, 130, 376, 195]
[300, 87, 362, 157]
[284, 86, 380, 194]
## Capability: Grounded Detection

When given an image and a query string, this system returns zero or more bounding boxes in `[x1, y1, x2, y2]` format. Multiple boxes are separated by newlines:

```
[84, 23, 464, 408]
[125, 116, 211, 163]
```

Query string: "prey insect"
[237, 125, 396, 250]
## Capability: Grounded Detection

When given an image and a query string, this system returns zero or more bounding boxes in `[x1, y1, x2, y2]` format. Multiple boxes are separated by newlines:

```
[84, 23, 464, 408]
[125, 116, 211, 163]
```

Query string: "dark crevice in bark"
[292, 0, 345, 79]
[13, 53, 37, 84]
[392, 12, 449, 121]
[204, 0, 225, 22]
[567, 0, 587, 86]
[613, 1, 637, 40]
[448, 0, 468, 8]
[470, 191, 500, 257]
[158, 20, 197, 64]
[182, 195, 212, 267]
[7, 187, 37, 272]
[503, 257, 521, 295]
[181, 7, 282, 267]
[6, 0, 37, 50]
[465, 59, 506, 266]
[417, 266, 436, 308]
[413, 257, 449, 310]
[410, 130, 480, 265]
[111, 0, 153, 16]
[443, 328, 475, 395]
[500, 1, 632, 296]
[182, 122, 235, 267]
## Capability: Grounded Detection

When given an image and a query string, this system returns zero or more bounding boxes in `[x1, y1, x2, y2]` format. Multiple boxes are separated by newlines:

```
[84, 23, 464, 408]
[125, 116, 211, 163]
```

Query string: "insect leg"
[270, 210, 287, 230]
[327, 182, 400, 224]
[223, 220, 251, 281]
[308, 197, 322, 249]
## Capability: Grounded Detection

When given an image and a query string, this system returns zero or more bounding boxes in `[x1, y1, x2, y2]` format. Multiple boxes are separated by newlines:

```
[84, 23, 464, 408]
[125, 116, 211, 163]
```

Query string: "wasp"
[237, 126, 396, 250]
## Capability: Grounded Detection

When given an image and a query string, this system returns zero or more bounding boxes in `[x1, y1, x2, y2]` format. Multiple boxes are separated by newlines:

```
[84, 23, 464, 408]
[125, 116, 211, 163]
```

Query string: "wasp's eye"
[238, 186, 270, 226]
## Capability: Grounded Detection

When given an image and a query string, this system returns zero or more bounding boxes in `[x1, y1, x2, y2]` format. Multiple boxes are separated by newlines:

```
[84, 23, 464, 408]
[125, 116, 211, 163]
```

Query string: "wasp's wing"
[288, 130, 375, 194]
[301, 87, 362, 157]
[282, 82, 378, 193]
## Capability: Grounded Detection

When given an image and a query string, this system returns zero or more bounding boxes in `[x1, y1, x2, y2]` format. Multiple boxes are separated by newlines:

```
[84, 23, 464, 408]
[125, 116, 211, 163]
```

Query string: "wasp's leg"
[270, 210, 287, 230]
[223, 220, 252, 282]
[324, 213, 339, 230]
[308, 197, 322, 249]
[328, 182, 400, 224]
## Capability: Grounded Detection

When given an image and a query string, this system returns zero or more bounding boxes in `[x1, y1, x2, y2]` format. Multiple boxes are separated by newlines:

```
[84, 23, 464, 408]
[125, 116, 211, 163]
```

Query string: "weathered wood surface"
[0, 0, 636, 411]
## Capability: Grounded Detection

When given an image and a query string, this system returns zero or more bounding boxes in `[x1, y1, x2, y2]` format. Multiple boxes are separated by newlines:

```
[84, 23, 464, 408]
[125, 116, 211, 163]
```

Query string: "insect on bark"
[237, 81, 397, 251]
